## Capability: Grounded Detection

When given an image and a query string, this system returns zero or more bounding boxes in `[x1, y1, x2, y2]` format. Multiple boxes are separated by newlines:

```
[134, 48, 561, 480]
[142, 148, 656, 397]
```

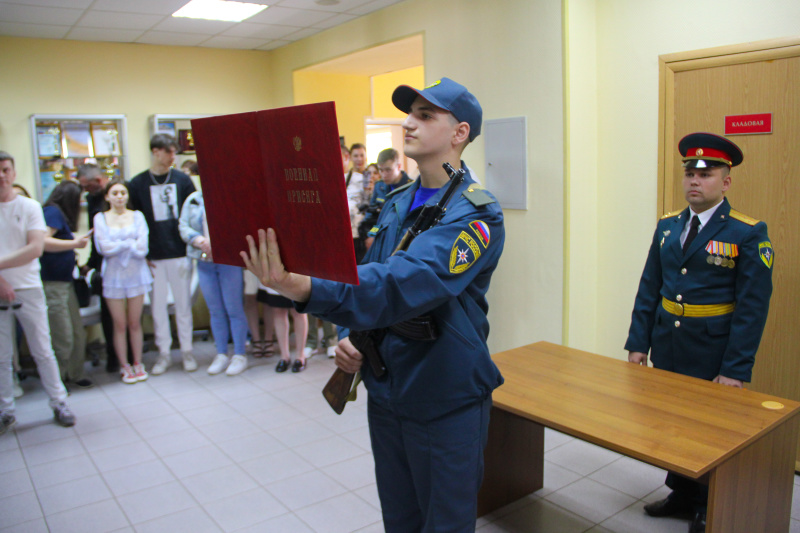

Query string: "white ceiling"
[0, 0, 405, 51]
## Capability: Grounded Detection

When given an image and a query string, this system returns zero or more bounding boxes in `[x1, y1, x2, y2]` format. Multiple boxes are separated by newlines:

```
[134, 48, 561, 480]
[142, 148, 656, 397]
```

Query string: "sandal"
[252, 340, 275, 358]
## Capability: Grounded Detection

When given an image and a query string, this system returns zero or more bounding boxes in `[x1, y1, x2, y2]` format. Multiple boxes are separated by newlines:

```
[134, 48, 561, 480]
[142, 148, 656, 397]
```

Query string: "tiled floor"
[2, 340, 800, 532]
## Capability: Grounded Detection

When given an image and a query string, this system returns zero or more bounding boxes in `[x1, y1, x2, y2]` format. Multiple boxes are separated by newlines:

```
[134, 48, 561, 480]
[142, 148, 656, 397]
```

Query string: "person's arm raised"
[240, 228, 312, 303]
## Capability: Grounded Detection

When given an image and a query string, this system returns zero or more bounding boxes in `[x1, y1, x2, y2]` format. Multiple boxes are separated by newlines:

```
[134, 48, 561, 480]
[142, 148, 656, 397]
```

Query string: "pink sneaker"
[121, 365, 137, 384]
[134, 364, 148, 382]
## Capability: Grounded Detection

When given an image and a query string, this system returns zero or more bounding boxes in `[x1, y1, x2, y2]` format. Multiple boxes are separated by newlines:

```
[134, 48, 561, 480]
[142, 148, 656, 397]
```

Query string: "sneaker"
[12, 373, 23, 398]
[327, 345, 337, 358]
[121, 365, 138, 384]
[182, 352, 198, 372]
[151, 354, 170, 375]
[134, 364, 148, 382]
[0, 412, 16, 435]
[226, 355, 248, 376]
[52, 402, 76, 427]
[303, 346, 313, 359]
[71, 378, 95, 390]
[207, 354, 229, 375]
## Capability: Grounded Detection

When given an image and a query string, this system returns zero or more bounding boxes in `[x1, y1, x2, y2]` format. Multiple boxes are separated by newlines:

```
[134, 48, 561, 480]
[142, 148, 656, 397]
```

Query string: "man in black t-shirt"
[128, 134, 196, 375]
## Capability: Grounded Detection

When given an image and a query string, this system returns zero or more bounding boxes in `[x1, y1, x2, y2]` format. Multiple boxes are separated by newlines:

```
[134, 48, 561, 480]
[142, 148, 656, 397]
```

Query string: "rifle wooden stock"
[322, 368, 356, 415]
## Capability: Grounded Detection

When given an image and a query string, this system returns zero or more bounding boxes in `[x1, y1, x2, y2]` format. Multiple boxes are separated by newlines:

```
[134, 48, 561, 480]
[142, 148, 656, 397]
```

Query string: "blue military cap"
[392, 78, 482, 141]
[679, 132, 743, 169]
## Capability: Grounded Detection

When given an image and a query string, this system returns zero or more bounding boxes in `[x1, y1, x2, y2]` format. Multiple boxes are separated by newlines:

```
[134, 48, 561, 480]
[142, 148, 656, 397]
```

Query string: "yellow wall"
[4, 0, 796, 361]
[565, 0, 599, 352]
[588, 0, 800, 359]
[292, 70, 371, 147]
[269, 0, 566, 355]
[0, 36, 273, 194]
[372, 66, 425, 119]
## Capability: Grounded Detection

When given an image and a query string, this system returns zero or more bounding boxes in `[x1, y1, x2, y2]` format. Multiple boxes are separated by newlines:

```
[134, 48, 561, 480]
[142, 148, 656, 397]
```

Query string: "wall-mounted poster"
[36, 125, 62, 157]
[178, 129, 195, 154]
[91, 123, 121, 156]
[157, 121, 176, 138]
[62, 122, 93, 157]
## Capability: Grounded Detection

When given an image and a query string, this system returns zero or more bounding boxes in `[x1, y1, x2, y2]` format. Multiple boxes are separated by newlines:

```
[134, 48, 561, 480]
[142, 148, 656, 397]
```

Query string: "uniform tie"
[683, 215, 700, 254]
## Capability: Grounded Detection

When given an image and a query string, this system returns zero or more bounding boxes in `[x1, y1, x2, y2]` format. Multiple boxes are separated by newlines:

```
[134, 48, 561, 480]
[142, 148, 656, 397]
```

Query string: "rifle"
[322, 162, 467, 414]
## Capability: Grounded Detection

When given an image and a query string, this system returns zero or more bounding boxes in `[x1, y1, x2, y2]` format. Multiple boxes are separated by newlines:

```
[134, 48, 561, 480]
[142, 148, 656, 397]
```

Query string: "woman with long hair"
[93, 180, 152, 383]
[41, 180, 93, 388]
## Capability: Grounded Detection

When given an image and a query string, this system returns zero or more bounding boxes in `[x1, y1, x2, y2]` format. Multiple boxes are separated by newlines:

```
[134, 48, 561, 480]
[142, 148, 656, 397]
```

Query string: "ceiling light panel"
[173, 0, 268, 23]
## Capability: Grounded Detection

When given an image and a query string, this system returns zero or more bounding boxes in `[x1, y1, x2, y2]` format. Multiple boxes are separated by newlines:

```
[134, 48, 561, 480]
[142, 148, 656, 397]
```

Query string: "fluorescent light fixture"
[173, 0, 268, 22]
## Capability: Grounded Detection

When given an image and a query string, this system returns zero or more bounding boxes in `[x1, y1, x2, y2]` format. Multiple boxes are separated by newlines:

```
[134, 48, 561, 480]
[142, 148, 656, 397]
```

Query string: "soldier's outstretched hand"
[241, 228, 312, 303]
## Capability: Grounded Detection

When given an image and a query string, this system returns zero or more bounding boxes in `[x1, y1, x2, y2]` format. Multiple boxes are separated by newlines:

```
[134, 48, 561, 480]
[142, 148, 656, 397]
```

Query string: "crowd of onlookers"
[0, 135, 413, 434]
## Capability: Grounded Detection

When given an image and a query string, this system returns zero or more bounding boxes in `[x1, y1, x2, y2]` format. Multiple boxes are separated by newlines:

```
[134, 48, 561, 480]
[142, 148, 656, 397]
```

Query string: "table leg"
[706, 416, 800, 532]
[478, 407, 545, 516]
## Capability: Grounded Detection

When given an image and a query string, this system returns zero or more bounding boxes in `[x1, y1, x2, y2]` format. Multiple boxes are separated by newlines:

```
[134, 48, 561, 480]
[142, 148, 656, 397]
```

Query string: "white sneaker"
[207, 354, 229, 375]
[225, 355, 248, 376]
[182, 352, 198, 372]
[134, 364, 148, 382]
[121, 365, 137, 385]
[12, 373, 23, 398]
[151, 355, 170, 375]
[327, 345, 336, 358]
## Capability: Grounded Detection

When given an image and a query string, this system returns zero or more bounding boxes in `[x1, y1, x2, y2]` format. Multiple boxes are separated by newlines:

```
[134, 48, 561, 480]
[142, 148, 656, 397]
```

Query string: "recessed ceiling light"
[315, 0, 340, 5]
[173, 0, 268, 23]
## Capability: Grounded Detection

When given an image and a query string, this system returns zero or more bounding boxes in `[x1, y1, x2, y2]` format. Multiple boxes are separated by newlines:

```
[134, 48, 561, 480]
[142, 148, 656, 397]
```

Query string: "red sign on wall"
[725, 113, 772, 135]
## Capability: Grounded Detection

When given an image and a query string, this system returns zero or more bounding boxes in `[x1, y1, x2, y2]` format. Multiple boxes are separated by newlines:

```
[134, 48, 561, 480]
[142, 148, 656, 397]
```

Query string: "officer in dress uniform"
[242, 78, 504, 533]
[625, 132, 774, 533]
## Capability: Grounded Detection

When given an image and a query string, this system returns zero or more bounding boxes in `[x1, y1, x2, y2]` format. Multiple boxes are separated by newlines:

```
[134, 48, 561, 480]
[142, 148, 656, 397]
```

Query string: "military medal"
[714, 256, 722, 266]
[728, 259, 735, 269]
[707, 255, 715, 264]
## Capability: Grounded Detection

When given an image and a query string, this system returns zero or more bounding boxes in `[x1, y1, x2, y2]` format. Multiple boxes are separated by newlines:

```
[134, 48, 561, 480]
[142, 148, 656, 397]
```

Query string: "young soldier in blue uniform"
[625, 132, 774, 533]
[242, 78, 505, 532]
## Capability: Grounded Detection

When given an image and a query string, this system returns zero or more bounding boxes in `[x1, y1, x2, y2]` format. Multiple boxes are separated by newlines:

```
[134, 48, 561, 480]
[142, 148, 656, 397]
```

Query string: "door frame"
[657, 36, 800, 215]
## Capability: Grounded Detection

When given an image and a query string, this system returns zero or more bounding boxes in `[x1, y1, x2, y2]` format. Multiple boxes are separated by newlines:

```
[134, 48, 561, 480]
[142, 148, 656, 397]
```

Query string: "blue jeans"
[196, 261, 247, 355]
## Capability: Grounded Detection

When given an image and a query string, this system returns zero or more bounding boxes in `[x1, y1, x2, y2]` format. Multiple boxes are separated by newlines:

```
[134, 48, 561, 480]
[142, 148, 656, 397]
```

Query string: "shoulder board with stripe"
[660, 210, 682, 220]
[729, 210, 759, 226]
[385, 181, 414, 198]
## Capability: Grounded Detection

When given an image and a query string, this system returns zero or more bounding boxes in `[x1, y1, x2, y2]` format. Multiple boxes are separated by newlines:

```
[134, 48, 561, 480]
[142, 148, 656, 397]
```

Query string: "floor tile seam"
[544, 456, 619, 478]
[179, 461, 265, 500]
[543, 474, 639, 506]
[261, 468, 352, 511]
[501, 495, 595, 529]
[595, 497, 662, 529]
[479, 494, 544, 524]
[534, 492, 613, 528]
[39, 491, 119, 519]
[130, 503, 225, 533]
[267, 426, 344, 450]
[584, 471, 659, 500]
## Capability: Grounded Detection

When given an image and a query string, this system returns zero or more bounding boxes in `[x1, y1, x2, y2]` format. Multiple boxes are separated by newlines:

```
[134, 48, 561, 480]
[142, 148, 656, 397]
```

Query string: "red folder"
[191, 102, 358, 284]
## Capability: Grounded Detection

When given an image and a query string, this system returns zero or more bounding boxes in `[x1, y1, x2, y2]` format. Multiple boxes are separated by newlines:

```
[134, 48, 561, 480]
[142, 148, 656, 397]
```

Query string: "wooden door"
[659, 38, 800, 468]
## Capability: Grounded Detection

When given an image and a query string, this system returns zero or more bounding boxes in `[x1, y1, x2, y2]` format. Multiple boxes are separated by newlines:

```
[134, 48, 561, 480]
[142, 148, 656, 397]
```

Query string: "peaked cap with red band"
[679, 132, 743, 169]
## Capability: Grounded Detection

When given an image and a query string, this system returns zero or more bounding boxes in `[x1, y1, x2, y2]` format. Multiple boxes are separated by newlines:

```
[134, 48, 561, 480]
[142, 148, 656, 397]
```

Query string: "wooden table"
[478, 341, 800, 532]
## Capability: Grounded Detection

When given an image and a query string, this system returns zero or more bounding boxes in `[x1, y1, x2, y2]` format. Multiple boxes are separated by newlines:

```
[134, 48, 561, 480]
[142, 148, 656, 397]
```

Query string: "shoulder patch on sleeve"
[660, 210, 682, 220]
[729, 210, 759, 226]
[385, 181, 414, 198]
[759, 241, 774, 269]
[469, 220, 491, 249]
[449, 231, 481, 274]
[462, 187, 495, 207]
